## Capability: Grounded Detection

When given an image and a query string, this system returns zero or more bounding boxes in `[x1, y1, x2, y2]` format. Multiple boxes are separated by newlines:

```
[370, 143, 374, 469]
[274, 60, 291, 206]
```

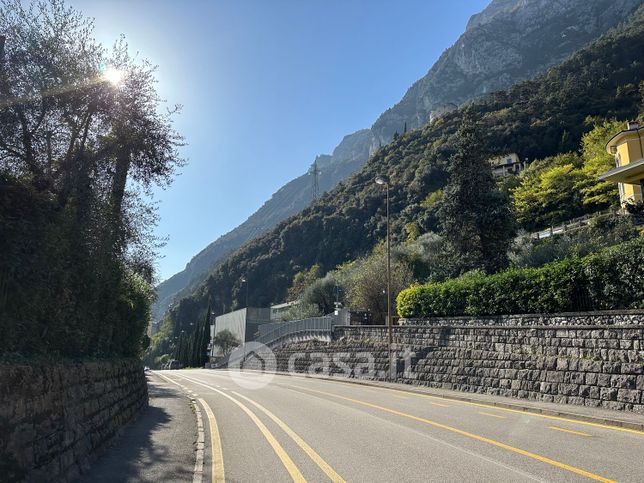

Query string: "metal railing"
[532, 209, 613, 240]
[210, 315, 346, 369]
[255, 316, 337, 346]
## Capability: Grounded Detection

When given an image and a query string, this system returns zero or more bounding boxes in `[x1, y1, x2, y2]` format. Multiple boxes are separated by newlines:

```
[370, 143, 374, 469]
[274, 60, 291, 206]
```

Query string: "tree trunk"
[109, 148, 131, 251]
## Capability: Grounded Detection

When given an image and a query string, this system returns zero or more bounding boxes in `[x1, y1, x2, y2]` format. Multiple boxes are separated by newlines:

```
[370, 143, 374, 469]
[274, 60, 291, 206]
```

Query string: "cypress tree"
[437, 108, 515, 275]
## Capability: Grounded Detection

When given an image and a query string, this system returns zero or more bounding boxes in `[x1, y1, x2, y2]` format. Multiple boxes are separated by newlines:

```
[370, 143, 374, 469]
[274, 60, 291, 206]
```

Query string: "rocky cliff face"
[153, 0, 642, 324]
[370, 0, 642, 145]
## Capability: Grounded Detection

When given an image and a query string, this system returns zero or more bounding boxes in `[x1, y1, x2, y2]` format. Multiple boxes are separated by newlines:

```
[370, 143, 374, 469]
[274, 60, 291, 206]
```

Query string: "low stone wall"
[244, 310, 644, 412]
[0, 358, 148, 482]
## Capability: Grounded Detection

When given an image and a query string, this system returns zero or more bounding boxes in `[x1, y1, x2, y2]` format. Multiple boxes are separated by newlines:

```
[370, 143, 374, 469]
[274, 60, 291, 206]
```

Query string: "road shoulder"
[81, 372, 197, 482]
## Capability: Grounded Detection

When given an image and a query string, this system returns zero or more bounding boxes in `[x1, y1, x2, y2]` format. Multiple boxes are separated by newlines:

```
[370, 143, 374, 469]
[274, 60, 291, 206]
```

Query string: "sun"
[103, 66, 124, 86]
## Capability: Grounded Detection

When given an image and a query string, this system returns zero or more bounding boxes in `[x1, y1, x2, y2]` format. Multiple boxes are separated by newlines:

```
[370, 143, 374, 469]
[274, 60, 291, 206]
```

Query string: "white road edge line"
[155, 372, 207, 483]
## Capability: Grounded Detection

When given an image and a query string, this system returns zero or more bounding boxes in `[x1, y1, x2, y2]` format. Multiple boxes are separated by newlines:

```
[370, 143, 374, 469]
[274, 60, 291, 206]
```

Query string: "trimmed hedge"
[397, 237, 644, 317]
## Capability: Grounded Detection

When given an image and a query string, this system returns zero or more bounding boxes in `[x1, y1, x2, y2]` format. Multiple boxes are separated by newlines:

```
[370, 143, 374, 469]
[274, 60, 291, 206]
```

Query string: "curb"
[155, 372, 206, 483]
[227, 368, 644, 433]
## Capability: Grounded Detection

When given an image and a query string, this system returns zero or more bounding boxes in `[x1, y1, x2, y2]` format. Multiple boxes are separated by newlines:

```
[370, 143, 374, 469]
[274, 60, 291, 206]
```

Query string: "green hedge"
[397, 237, 644, 317]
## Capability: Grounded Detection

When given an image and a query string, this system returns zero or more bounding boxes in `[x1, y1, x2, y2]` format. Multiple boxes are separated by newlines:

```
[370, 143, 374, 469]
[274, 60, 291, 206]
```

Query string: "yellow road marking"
[155, 373, 225, 482]
[287, 385, 615, 483]
[232, 391, 346, 483]
[479, 411, 507, 419]
[430, 402, 450, 408]
[312, 377, 644, 436]
[173, 375, 306, 483]
[199, 398, 226, 482]
[549, 426, 592, 437]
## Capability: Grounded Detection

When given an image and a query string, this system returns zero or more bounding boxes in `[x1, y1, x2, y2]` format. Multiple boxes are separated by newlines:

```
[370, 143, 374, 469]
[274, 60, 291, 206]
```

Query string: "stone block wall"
[244, 311, 644, 412]
[0, 359, 148, 482]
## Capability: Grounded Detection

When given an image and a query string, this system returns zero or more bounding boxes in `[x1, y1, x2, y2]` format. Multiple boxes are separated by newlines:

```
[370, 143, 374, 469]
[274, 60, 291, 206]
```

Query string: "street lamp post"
[375, 175, 393, 380]
[241, 277, 249, 308]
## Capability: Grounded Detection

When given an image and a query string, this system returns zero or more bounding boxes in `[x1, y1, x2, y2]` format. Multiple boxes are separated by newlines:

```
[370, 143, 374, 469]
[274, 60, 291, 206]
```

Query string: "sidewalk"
[81, 372, 197, 482]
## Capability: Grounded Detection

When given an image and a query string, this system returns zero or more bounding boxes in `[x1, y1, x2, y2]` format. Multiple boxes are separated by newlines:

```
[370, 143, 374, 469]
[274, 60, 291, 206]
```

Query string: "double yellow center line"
[286, 384, 616, 483]
[174, 373, 345, 483]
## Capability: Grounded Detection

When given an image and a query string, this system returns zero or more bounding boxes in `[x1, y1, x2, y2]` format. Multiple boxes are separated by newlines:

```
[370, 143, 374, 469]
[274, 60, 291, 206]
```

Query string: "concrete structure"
[600, 120, 644, 206]
[489, 152, 525, 178]
[210, 307, 272, 357]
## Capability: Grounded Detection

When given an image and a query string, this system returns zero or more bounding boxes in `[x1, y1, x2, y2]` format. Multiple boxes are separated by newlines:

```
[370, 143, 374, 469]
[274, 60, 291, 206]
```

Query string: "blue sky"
[69, 0, 490, 281]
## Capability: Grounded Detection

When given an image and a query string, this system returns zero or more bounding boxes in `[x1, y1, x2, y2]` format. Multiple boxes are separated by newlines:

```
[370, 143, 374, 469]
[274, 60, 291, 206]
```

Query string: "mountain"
[158, 3, 644, 339]
[153, 129, 374, 322]
[370, 0, 643, 143]
[153, 0, 642, 324]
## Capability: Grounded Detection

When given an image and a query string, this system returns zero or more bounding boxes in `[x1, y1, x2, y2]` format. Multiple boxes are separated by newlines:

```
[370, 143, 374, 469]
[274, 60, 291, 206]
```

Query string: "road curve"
[157, 369, 644, 483]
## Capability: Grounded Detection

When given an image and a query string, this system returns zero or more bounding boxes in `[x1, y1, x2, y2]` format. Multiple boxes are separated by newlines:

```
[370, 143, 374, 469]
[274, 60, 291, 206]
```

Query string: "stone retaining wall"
[403, 309, 644, 327]
[244, 311, 644, 412]
[0, 359, 148, 482]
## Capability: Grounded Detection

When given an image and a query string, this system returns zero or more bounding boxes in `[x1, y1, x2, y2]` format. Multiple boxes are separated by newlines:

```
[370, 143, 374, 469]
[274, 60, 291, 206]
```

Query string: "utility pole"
[375, 176, 393, 380]
[241, 277, 249, 308]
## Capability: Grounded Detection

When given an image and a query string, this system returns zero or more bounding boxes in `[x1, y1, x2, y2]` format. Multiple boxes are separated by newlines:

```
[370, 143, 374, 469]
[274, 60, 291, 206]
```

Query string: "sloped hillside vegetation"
[158, 6, 644, 352]
[152, 0, 642, 326]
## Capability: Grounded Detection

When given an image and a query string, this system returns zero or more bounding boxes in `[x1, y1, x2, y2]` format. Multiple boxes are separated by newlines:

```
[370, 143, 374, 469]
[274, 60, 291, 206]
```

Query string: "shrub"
[397, 237, 644, 317]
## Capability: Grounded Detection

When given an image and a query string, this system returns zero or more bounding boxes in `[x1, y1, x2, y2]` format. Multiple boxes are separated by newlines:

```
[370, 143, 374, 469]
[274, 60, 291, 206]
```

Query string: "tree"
[344, 244, 413, 323]
[438, 109, 515, 274]
[301, 275, 338, 315]
[394, 232, 452, 282]
[282, 301, 321, 322]
[512, 153, 585, 230]
[212, 329, 241, 356]
[195, 303, 212, 366]
[576, 118, 622, 208]
[0, 0, 183, 357]
[287, 264, 321, 301]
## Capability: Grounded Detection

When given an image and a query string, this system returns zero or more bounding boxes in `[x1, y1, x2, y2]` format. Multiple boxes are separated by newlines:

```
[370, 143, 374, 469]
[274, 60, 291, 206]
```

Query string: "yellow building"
[600, 120, 644, 206]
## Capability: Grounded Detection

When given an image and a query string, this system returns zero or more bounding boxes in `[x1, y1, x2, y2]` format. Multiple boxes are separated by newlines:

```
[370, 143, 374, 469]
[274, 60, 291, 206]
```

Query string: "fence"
[211, 315, 348, 368]
[532, 209, 613, 240]
[254, 316, 338, 346]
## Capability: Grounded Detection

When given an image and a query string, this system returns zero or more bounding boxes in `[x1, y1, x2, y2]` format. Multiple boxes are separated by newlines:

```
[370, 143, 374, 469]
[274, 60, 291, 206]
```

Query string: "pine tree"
[200, 303, 212, 365]
[437, 108, 515, 275]
[403, 122, 407, 134]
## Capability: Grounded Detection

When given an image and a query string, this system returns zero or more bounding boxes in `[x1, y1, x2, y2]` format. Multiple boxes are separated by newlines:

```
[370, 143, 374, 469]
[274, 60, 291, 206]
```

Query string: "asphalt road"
[157, 369, 644, 483]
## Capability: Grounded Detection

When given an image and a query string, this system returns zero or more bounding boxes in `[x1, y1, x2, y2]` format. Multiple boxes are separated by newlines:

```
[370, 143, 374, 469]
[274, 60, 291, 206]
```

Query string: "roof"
[598, 157, 644, 184]
[605, 125, 644, 154]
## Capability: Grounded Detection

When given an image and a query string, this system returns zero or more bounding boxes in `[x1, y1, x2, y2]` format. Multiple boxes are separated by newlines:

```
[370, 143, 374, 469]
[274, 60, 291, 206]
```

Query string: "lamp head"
[375, 176, 389, 186]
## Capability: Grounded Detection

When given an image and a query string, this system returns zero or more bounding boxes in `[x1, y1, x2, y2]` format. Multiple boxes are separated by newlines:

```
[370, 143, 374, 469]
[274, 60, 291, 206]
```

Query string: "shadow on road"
[81, 377, 195, 482]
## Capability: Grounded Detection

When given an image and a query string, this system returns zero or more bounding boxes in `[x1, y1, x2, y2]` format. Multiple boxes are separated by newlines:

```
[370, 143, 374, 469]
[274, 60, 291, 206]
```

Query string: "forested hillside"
[153, 4, 644, 355]
[152, 0, 642, 325]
